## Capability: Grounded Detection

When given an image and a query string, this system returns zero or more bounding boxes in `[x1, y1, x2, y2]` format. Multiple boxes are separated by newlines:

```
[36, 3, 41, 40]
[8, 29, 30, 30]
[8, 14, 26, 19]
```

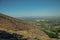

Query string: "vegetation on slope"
[0, 13, 51, 40]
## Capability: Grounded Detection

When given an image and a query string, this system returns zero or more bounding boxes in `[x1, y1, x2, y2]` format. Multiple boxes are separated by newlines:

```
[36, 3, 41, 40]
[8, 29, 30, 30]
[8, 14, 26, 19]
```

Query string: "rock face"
[0, 13, 51, 40]
[0, 30, 27, 40]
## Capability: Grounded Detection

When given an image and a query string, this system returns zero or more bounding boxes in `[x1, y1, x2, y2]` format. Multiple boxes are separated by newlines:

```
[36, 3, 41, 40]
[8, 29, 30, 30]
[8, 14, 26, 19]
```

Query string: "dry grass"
[0, 13, 51, 40]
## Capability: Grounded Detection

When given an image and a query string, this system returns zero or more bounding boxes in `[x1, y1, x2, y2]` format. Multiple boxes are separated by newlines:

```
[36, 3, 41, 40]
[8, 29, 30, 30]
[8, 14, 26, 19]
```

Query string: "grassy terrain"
[0, 14, 51, 40]
[18, 16, 60, 40]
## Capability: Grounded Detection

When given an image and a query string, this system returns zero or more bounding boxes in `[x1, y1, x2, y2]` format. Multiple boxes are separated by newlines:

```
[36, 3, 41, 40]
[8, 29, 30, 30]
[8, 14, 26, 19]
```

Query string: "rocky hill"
[0, 13, 51, 40]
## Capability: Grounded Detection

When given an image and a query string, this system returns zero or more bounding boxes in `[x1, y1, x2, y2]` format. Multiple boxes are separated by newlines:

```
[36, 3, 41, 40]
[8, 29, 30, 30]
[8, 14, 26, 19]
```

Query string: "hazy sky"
[0, 0, 60, 17]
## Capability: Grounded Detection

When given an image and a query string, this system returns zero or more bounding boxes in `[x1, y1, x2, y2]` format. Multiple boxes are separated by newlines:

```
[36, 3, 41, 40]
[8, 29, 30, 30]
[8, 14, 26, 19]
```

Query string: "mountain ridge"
[0, 13, 51, 40]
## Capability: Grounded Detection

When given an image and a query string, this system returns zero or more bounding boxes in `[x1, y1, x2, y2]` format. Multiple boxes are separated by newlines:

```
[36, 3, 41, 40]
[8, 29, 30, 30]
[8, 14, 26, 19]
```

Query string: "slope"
[0, 13, 51, 40]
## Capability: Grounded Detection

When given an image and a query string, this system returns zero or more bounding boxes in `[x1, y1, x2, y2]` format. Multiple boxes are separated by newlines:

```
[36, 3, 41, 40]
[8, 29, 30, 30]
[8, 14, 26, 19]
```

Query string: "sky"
[0, 0, 60, 17]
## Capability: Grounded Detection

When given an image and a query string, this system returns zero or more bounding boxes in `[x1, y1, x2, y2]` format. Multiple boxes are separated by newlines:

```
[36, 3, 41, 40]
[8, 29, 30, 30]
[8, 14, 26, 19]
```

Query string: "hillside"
[0, 13, 51, 40]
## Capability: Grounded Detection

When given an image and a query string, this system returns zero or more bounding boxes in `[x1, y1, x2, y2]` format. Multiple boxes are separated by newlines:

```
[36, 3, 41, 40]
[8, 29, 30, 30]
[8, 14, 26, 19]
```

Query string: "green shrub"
[44, 30, 58, 38]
